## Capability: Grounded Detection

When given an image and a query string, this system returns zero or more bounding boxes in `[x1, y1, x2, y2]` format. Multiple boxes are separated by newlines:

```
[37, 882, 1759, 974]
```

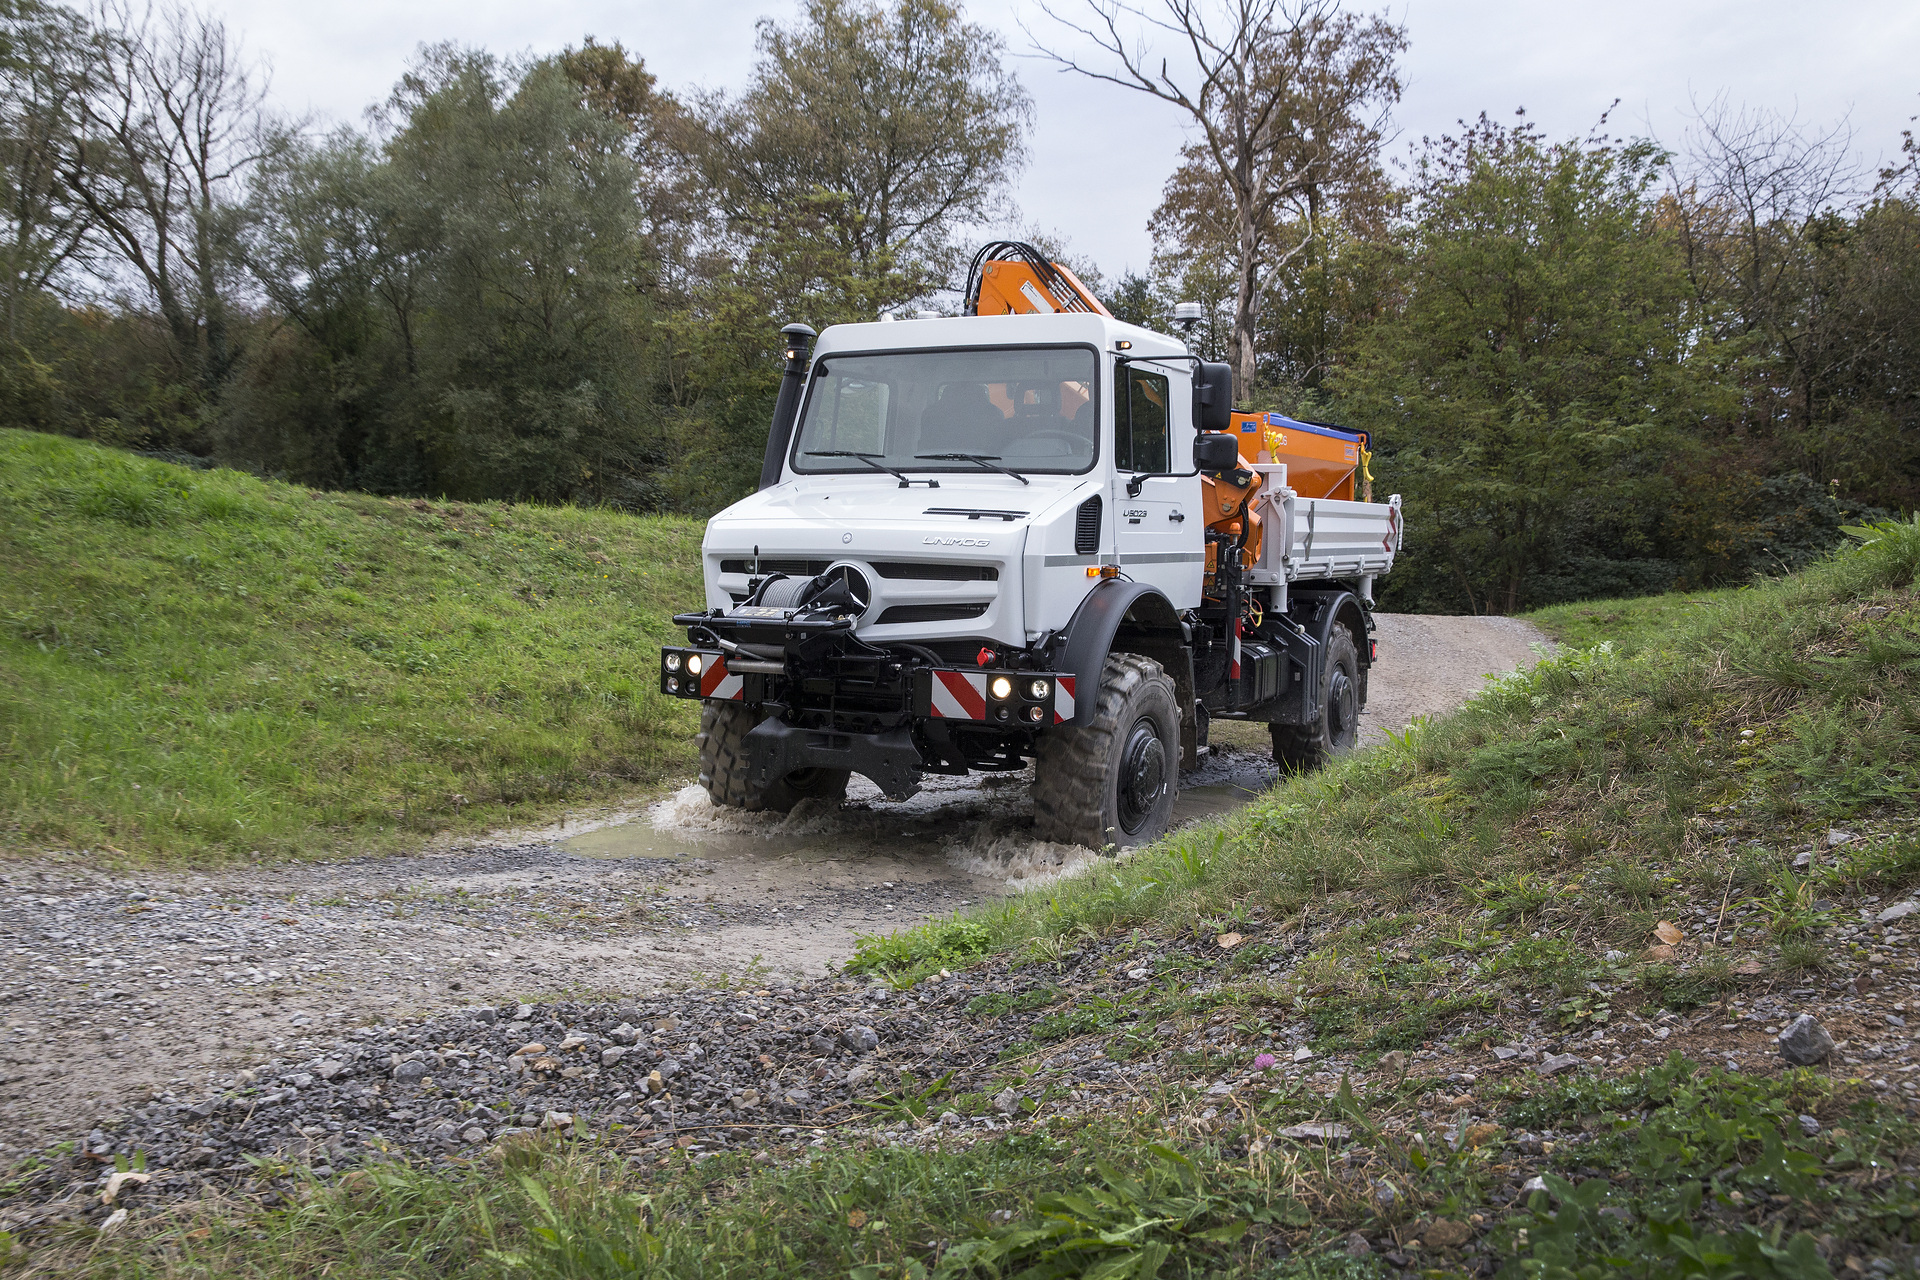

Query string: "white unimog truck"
[661, 243, 1403, 851]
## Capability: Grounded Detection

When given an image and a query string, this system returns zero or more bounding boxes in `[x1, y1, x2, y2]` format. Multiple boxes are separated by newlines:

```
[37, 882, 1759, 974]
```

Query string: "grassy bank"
[0, 430, 706, 866]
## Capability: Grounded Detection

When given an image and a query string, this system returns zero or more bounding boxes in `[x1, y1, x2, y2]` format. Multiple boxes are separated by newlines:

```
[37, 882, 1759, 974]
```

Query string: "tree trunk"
[1233, 200, 1259, 401]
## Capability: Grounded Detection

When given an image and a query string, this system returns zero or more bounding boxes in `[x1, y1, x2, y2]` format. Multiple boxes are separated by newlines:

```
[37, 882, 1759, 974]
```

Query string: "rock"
[1793, 851, 1814, 869]
[845, 1066, 875, 1088]
[99, 1208, 129, 1234]
[643, 1071, 666, 1096]
[514, 1003, 534, 1021]
[514, 1042, 547, 1058]
[1343, 1232, 1372, 1258]
[1876, 901, 1918, 924]
[1536, 1054, 1585, 1077]
[938, 1110, 962, 1128]
[992, 1088, 1022, 1116]
[557, 1035, 589, 1050]
[462, 1127, 487, 1143]
[1778, 1014, 1835, 1065]
[601, 1047, 627, 1067]
[314, 1059, 345, 1081]
[1603, 950, 1628, 963]
[1797, 1114, 1821, 1137]
[658, 1057, 681, 1079]
[1521, 1175, 1548, 1194]
[1422, 1220, 1473, 1249]
[1277, 1122, 1350, 1142]
[1126, 967, 1151, 980]
[841, 1025, 879, 1054]
[609, 1023, 640, 1046]
[808, 1033, 836, 1055]
[1373, 1181, 1396, 1209]
[392, 1061, 429, 1083]
[287, 1072, 313, 1089]
[473, 1008, 498, 1025]
[540, 1111, 573, 1130]
[1492, 1046, 1519, 1060]
[1377, 1050, 1407, 1074]
[1291, 1046, 1314, 1063]
[1828, 829, 1858, 847]
[186, 1099, 217, 1119]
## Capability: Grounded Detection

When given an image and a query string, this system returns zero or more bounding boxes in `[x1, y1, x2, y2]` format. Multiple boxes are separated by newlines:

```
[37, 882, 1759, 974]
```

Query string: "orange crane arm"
[963, 241, 1112, 317]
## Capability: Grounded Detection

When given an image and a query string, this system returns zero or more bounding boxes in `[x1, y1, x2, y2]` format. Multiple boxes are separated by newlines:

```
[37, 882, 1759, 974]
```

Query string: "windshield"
[791, 347, 1098, 476]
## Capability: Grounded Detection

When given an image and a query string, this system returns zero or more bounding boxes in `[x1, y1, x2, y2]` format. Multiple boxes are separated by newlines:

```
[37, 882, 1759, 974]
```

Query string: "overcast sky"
[211, 0, 1917, 281]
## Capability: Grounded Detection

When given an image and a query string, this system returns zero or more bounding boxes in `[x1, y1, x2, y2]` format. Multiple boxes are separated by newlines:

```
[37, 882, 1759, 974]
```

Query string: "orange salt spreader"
[1201, 412, 1373, 590]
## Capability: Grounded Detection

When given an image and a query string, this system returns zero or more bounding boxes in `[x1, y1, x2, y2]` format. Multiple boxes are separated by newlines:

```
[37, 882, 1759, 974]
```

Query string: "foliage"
[0, 430, 706, 863]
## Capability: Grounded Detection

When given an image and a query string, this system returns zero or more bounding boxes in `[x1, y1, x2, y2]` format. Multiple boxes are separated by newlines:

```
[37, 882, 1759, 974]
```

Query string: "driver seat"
[919, 383, 1008, 456]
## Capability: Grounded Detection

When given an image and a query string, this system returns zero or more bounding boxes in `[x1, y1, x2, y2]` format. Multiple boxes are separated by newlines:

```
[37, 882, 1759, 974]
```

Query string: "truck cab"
[662, 246, 1402, 851]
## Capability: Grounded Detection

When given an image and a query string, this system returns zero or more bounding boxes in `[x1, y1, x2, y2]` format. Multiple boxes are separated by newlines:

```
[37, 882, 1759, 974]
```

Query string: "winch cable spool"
[962, 240, 1104, 317]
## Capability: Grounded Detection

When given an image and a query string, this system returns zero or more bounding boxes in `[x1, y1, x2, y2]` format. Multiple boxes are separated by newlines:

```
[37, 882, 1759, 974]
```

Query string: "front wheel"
[1032, 653, 1179, 851]
[1272, 627, 1361, 770]
[697, 702, 850, 812]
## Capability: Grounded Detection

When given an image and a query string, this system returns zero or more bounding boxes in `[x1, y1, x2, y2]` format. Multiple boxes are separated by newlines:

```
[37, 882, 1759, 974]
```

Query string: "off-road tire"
[1032, 653, 1179, 851]
[697, 701, 850, 813]
[1272, 626, 1360, 771]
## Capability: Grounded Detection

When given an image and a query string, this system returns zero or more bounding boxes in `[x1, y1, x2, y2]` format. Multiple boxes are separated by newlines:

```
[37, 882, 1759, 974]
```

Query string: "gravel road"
[0, 613, 1550, 1167]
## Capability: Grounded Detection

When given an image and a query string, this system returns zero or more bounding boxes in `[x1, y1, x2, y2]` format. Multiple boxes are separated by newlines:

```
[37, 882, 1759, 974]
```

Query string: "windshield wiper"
[804, 450, 936, 489]
[915, 453, 1031, 486]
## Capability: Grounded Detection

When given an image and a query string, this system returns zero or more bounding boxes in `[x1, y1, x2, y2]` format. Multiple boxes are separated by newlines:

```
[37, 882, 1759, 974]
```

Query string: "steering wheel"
[1016, 430, 1092, 454]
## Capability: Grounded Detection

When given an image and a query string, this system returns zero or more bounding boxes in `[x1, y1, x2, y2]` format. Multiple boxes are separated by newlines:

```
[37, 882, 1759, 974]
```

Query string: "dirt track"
[0, 613, 1550, 1159]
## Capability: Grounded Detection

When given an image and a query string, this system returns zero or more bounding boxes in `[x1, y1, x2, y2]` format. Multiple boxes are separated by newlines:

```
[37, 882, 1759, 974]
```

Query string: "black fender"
[1056, 582, 1193, 749]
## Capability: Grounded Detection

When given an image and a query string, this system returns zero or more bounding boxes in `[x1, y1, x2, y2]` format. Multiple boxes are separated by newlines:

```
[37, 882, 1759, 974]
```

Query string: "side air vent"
[1074, 495, 1102, 555]
[875, 602, 990, 625]
[870, 562, 999, 581]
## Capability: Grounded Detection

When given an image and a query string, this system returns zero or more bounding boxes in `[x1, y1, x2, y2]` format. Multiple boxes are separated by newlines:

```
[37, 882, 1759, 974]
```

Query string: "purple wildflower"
[1254, 1053, 1277, 1070]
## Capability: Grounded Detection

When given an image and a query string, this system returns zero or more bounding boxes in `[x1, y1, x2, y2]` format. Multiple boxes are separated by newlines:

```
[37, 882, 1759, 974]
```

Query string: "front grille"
[1075, 495, 1102, 555]
[875, 602, 990, 625]
[869, 562, 999, 581]
[717, 558, 832, 575]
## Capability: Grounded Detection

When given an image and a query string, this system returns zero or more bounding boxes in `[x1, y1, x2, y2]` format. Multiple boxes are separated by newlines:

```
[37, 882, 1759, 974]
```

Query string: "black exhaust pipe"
[758, 323, 818, 491]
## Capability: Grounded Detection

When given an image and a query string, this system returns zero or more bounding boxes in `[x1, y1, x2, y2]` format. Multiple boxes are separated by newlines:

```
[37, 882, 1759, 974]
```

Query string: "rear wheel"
[1033, 653, 1179, 851]
[698, 702, 850, 812]
[1272, 627, 1360, 770]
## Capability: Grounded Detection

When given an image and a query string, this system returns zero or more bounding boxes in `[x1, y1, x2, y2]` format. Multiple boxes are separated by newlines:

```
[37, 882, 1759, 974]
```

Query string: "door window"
[1117, 366, 1170, 474]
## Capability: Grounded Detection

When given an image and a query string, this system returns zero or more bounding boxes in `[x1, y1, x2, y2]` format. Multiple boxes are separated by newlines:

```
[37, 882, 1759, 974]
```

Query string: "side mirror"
[1193, 361, 1234, 433]
[1193, 432, 1241, 473]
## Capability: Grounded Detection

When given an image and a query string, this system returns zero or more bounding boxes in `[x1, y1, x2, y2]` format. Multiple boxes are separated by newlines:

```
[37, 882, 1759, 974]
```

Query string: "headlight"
[989, 675, 1013, 700]
[1026, 705, 1044, 722]
[665, 653, 682, 672]
[686, 654, 704, 676]
[1028, 679, 1051, 700]
[666, 676, 680, 693]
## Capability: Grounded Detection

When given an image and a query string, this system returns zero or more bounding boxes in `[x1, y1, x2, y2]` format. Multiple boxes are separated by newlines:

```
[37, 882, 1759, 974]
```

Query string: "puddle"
[558, 745, 1281, 891]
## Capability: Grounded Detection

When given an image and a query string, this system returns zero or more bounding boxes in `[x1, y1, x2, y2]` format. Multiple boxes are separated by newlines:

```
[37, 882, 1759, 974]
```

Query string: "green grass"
[1524, 589, 1735, 654]
[0, 430, 707, 865]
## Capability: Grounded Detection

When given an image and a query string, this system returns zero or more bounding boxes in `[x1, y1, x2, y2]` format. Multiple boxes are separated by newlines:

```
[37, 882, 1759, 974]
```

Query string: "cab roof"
[812, 311, 1192, 363]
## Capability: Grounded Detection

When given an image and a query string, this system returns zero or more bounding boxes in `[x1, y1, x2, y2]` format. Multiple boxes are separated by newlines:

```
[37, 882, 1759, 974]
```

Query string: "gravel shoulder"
[0, 613, 1551, 1168]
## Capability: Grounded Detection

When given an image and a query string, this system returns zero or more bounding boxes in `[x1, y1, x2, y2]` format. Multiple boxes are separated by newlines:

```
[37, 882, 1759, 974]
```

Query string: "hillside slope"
[18, 515, 1918, 1279]
[0, 430, 708, 865]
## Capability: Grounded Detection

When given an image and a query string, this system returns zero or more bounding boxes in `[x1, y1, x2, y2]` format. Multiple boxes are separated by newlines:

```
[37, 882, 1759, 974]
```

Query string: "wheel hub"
[1327, 666, 1357, 748]
[1116, 719, 1167, 834]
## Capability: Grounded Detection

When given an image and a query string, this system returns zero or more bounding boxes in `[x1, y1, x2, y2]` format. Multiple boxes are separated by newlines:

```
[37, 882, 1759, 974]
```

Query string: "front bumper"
[658, 647, 1076, 726]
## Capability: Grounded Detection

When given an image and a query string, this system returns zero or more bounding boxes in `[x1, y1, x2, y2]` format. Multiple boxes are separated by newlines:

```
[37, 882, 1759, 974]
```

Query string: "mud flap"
[745, 719, 924, 801]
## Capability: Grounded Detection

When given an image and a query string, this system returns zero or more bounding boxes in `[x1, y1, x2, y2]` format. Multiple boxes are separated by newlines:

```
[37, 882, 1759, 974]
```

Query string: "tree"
[1032, 0, 1402, 398]
[699, 0, 1031, 297]
[0, 0, 95, 340]
[1336, 116, 1714, 614]
[58, 0, 274, 392]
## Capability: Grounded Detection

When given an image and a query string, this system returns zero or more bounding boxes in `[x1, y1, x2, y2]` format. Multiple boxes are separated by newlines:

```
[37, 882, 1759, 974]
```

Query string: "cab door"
[1111, 361, 1202, 601]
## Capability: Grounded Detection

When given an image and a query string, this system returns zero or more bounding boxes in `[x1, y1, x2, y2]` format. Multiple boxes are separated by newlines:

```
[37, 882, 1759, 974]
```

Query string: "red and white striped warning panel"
[1052, 676, 1075, 724]
[928, 669, 988, 720]
[699, 657, 744, 702]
